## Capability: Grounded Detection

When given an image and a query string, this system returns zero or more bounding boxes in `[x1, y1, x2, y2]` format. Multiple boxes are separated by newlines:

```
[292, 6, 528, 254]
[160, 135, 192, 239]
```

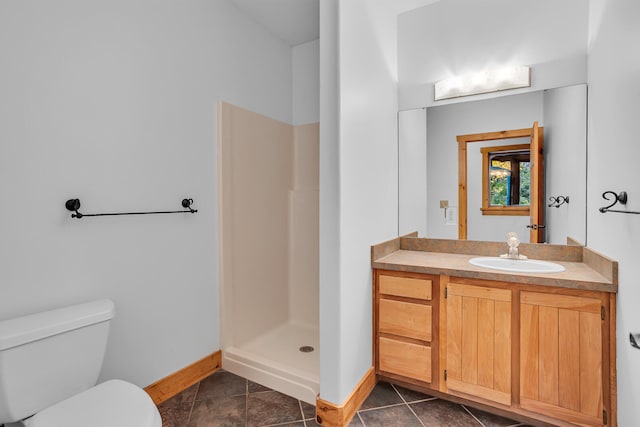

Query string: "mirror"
[398, 84, 587, 244]
[457, 122, 545, 243]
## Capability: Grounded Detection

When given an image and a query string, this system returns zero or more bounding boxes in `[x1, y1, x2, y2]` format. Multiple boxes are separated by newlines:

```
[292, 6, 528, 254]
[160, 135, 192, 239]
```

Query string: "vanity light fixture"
[434, 66, 531, 101]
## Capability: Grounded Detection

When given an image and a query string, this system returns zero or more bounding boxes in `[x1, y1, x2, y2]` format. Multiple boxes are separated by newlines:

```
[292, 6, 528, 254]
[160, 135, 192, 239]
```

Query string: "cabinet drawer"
[379, 337, 431, 383]
[379, 299, 432, 341]
[380, 275, 432, 300]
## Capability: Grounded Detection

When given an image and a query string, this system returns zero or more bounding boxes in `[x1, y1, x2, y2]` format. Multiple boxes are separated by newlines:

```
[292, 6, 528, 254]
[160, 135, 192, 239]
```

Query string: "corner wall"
[318, 0, 343, 403]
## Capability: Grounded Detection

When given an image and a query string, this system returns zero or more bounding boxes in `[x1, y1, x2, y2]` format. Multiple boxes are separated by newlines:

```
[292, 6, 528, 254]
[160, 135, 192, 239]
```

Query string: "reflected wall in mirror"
[398, 84, 587, 244]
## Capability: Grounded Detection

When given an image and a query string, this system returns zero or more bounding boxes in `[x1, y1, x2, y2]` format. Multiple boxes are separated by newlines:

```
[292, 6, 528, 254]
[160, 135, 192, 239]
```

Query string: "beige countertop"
[372, 237, 618, 293]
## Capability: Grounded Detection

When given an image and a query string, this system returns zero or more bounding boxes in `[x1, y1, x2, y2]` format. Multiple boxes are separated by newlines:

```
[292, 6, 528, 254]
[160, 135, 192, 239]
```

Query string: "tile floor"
[158, 370, 528, 427]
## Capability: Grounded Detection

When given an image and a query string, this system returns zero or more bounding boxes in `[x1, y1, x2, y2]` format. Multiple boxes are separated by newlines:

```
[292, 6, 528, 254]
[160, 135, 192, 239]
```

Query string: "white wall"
[0, 0, 293, 388]
[398, 0, 589, 109]
[293, 40, 320, 125]
[319, 0, 399, 404]
[399, 109, 427, 236]
[337, 0, 400, 403]
[543, 85, 587, 245]
[425, 92, 543, 241]
[317, 0, 640, 421]
[587, 0, 640, 424]
[319, 0, 342, 403]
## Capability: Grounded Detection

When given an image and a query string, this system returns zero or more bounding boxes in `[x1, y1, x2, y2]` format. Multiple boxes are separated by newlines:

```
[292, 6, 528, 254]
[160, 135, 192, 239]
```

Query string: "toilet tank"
[0, 299, 115, 424]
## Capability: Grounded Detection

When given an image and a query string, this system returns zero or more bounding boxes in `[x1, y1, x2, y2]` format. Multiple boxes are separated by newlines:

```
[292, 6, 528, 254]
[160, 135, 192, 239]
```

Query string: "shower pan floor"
[223, 322, 319, 404]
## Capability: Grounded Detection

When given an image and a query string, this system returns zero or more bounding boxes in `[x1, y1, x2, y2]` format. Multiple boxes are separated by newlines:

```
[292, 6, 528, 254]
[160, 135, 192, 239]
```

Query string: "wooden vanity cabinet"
[374, 272, 438, 388]
[519, 290, 610, 426]
[374, 270, 615, 427]
[445, 280, 512, 406]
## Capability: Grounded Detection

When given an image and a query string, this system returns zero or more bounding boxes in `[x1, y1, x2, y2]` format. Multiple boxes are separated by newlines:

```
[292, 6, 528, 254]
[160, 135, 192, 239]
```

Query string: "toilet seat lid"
[26, 379, 161, 427]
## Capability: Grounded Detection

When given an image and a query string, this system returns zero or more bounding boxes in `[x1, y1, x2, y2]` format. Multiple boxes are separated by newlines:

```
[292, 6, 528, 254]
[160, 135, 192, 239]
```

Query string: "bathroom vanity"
[372, 236, 617, 427]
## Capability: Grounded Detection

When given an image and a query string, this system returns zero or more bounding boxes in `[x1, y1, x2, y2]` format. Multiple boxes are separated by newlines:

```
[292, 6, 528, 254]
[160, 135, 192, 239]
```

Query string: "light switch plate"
[445, 207, 458, 225]
[440, 200, 449, 209]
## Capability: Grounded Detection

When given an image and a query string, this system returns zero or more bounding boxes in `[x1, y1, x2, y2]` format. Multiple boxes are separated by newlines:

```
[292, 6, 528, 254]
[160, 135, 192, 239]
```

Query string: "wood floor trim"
[316, 367, 376, 427]
[144, 350, 222, 405]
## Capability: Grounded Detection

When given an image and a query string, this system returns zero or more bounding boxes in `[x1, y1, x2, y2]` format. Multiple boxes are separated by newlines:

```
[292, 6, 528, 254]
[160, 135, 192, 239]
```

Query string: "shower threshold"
[223, 322, 319, 404]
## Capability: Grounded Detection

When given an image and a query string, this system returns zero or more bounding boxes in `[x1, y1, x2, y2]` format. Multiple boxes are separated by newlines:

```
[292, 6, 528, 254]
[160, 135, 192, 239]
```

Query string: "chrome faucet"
[501, 232, 527, 260]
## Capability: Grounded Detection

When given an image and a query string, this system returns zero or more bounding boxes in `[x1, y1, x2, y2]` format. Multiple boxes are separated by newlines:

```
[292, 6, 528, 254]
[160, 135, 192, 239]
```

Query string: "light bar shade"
[434, 66, 530, 101]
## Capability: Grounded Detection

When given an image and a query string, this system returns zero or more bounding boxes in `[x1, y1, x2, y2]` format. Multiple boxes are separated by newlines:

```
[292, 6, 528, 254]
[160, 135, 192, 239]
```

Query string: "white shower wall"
[289, 123, 320, 328]
[218, 101, 319, 403]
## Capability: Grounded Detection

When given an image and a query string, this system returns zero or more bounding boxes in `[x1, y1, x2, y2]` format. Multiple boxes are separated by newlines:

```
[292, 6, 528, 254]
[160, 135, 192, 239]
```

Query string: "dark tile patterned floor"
[158, 370, 528, 426]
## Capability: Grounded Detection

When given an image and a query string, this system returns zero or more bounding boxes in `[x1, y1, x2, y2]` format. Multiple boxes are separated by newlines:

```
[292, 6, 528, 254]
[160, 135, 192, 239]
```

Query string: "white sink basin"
[468, 257, 565, 274]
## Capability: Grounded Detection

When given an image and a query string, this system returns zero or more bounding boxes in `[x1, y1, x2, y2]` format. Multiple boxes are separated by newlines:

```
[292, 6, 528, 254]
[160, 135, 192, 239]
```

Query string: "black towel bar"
[65, 198, 198, 219]
[599, 191, 640, 214]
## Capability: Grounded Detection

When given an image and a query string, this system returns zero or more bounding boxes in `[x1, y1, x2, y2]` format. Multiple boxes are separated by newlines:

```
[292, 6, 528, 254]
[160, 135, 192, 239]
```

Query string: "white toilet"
[0, 299, 162, 427]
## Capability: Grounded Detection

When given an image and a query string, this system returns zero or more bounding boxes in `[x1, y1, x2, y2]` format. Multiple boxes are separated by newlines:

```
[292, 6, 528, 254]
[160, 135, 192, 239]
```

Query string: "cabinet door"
[520, 291, 603, 426]
[446, 283, 512, 406]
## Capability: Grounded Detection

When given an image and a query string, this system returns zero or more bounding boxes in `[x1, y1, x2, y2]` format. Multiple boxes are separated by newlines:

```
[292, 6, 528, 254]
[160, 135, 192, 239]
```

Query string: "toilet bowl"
[0, 300, 162, 427]
[22, 380, 161, 427]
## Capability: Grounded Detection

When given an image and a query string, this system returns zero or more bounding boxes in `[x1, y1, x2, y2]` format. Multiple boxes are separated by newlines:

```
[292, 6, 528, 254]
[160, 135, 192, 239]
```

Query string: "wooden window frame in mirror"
[480, 143, 531, 216]
[456, 125, 544, 241]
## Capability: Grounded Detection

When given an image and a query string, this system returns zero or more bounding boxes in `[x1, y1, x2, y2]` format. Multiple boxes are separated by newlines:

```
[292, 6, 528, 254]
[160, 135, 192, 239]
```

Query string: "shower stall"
[217, 102, 319, 404]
